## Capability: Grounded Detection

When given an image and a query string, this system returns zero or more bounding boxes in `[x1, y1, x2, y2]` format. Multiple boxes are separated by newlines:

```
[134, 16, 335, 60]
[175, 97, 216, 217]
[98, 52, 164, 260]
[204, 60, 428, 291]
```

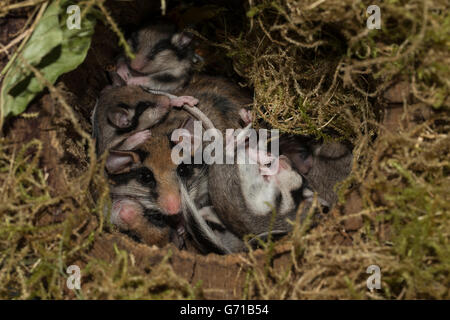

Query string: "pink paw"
[239, 108, 253, 125]
[117, 64, 131, 81]
[262, 156, 294, 185]
[170, 96, 199, 108]
[247, 148, 274, 169]
[123, 130, 151, 150]
[260, 155, 291, 179]
[259, 159, 279, 178]
[112, 199, 139, 226]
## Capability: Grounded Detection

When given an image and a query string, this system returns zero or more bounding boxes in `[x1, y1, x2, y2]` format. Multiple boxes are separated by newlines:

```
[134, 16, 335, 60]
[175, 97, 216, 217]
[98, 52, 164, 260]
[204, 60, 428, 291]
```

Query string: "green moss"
[1, 0, 448, 300]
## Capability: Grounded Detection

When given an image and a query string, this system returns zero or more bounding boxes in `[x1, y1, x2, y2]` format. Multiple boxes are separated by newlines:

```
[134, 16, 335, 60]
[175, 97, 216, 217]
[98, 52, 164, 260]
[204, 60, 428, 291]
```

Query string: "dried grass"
[0, 0, 448, 299]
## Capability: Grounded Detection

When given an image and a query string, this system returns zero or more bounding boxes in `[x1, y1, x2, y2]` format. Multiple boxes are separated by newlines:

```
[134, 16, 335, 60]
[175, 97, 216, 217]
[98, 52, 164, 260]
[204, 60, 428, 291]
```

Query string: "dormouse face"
[127, 25, 195, 75]
[110, 198, 172, 248]
[100, 86, 171, 131]
[106, 134, 206, 220]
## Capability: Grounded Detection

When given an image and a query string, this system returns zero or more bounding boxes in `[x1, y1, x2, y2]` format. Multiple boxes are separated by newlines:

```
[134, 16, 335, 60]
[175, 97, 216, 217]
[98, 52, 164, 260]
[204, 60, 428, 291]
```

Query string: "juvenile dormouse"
[207, 138, 314, 240]
[104, 109, 244, 254]
[92, 85, 198, 156]
[168, 79, 320, 248]
[102, 74, 337, 253]
[106, 136, 186, 216]
[176, 157, 246, 254]
[155, 77, 340, 251]
[92, 84, 198, 247]
[280, 136, 353, 205]
[304, 141, 352, 205]
[116, 24, 196, 92]
[105, 134, 217, 252]
[241, 111, 353, 204]
[98, 82, 251, 254]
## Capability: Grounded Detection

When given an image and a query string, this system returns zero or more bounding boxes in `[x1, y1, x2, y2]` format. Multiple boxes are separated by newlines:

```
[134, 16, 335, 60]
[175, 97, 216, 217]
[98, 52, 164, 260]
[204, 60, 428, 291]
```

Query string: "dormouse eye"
[147, 38, 172, 60]
[138, 168, 156, 188]
[177, 163, 193, 179]
[143, 210, 166, 228]
[135, 101, 156, 110]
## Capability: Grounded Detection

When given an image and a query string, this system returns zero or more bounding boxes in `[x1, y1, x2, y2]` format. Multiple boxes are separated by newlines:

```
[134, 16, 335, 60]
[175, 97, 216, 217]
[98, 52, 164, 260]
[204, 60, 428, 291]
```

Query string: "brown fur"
[93, 85, 170, 155]
[141, 136, 181, 211]
[107, 134, 207, 252]
[122, 206, 172, 248]
[161, 75, 257, 240]
[107, 76, 251, 253]
[117, 24, 195, 92]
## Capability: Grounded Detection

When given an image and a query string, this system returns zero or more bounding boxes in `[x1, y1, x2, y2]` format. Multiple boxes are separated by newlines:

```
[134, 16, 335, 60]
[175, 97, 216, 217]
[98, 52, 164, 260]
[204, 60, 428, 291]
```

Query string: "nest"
[0, 0, 448, 299]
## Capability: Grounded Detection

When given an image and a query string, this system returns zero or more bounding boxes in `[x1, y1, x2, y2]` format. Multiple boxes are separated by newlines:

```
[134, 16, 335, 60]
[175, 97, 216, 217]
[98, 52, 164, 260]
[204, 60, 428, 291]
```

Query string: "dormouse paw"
[111, 199, 140, 228]
[247, 148, 279, 177]
[260, 155, 294, 182]
[303, 188, 329, 207]
[170, 96, 199, 108]
[122, 130, 151, 150]
[117, 64, 131, 81]
[239, 108, 253, 125]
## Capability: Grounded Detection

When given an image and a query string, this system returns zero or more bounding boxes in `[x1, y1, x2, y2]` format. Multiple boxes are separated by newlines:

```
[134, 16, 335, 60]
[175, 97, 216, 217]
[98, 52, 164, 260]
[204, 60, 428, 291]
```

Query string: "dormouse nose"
[130, 55, 146, 71]
[160, 192, 181, 215]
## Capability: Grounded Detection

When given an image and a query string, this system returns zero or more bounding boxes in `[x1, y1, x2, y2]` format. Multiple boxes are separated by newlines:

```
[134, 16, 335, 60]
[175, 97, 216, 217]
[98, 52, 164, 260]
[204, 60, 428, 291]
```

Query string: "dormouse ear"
[106, 150, 140, 174]
[171, 31, 193, 48]
[107, 106, 131, 129]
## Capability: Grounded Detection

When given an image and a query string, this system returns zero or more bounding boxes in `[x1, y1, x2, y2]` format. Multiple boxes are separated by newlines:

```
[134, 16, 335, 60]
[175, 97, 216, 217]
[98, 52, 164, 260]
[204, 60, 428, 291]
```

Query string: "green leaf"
[0, 0, 95, 125]
[246, 7, 261, 18]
